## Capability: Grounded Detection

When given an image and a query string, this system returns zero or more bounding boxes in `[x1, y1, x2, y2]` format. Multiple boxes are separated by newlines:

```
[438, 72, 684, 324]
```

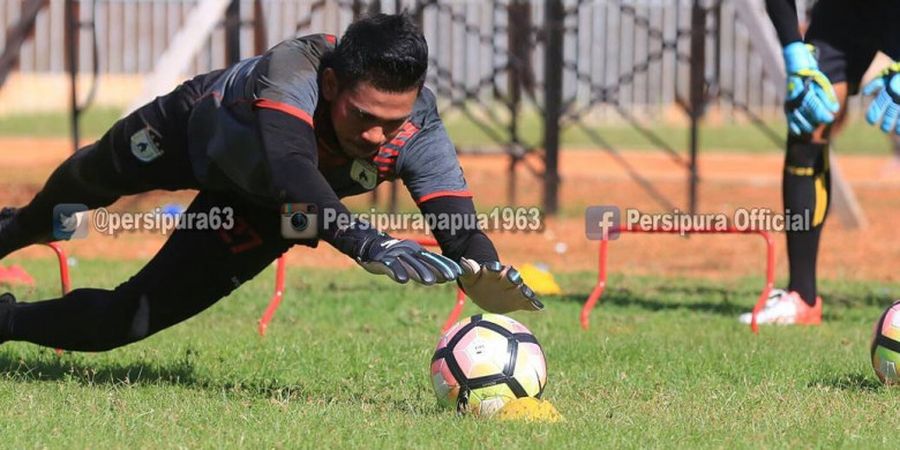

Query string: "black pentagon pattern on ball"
[514, 332, 546, 398]
[431, 314, 542, 407]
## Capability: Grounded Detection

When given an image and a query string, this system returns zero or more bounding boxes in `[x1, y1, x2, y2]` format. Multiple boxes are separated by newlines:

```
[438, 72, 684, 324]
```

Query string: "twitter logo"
[52, 204, 89, 240]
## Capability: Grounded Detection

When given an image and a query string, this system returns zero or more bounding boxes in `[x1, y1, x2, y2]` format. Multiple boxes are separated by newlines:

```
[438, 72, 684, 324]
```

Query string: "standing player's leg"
[0, 191, 293, 351]
[0, 80, 201, 260]
[784, 30, 877, 308]
[742, 2, 879, 324]
[741, 94, 846, 326]
[781, 81, 847, 308]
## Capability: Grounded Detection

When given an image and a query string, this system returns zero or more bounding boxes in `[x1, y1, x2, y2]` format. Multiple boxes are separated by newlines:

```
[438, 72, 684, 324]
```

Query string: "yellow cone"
[518, 264, 562, 296]
[495, 398, 563, 423]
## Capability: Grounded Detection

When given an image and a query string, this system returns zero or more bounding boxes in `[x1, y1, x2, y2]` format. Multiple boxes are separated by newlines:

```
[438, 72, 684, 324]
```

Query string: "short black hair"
[322, 13, 428, 93]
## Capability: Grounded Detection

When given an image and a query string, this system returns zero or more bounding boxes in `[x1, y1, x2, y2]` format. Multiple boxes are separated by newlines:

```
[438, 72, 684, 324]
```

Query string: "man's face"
[322, 69, 418, 159]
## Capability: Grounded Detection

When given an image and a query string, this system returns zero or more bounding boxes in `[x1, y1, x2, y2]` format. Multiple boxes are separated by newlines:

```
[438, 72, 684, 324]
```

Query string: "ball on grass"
[871, 301, 900, 385]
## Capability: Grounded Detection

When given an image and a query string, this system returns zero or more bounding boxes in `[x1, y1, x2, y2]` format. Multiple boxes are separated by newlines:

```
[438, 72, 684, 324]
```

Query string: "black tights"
[3, 192, 293, 351]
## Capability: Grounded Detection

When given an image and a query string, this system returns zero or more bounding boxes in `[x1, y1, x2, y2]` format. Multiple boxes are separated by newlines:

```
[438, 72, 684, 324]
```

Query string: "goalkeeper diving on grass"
[741, 0, 900, 325]
[0, 13, 542, 352]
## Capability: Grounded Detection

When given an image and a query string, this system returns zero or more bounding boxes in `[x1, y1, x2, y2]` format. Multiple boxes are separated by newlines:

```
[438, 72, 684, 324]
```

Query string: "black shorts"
[806, 0, 900, 94]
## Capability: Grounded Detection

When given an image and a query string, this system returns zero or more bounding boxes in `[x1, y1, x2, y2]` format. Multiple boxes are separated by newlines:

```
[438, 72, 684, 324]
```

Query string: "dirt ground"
[1, 137, 899, 284]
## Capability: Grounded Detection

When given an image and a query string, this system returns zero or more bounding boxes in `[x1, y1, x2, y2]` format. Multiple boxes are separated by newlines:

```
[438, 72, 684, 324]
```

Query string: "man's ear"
[322, 68, 339, 102]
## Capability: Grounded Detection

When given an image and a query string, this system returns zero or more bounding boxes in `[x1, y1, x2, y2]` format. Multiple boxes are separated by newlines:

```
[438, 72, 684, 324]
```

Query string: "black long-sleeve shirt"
[765, 0, 802, 46]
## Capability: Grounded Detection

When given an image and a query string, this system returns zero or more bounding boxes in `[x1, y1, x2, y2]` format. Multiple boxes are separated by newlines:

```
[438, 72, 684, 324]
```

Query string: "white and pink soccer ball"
[872, 301, 900, 385]
[430, 314, 547, 416]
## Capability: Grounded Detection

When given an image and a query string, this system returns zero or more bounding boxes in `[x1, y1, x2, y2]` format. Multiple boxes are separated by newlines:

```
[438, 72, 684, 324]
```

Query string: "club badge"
[351, 159, 378, 190]
[130, 128, 164, 163]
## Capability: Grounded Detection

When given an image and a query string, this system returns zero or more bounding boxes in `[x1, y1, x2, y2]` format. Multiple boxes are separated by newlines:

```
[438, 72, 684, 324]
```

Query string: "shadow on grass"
[555, 284, 751, 317]
[0, 351, 308, 400]
[0, 351, 197, 386]
[807, 373, 884, 393]
[0, 352, 452, 415]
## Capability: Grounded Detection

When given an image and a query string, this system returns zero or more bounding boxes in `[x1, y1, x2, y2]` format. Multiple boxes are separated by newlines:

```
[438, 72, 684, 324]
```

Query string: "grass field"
[1, 107, 896, 155]
[0, 258, 898, 448]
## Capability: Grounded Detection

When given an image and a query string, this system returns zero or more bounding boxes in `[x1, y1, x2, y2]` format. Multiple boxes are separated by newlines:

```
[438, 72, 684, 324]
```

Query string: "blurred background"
[0, 0, 898, 285]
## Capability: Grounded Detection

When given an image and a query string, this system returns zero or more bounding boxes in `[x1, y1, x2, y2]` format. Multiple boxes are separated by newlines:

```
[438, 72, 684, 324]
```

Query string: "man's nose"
[361, 127, 386, 146]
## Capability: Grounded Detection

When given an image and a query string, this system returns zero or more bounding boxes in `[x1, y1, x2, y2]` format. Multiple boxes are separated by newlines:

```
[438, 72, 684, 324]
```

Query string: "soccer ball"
[430, 314, 547, 416]
[871, 301, 900, 384]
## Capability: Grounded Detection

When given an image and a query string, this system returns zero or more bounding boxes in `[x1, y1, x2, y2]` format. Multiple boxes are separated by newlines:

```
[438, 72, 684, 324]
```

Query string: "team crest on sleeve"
[351, 159, 378, 190]
[130, 128, 164, 162]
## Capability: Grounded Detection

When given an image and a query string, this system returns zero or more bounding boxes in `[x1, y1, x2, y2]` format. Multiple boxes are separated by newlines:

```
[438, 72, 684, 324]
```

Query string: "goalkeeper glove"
[783, 42, 840, 136]
[458, 258, 544, 314]
[864, 62, 900, 135]
[350, 226, 461, 285]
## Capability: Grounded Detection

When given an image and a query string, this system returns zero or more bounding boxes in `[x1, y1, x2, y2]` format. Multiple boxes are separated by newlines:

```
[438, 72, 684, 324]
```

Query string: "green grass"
[1, 107, 896, 155]
[442, 110, 893, 155]
[0, 257, 898, 448]
[0, 108, 121, 139]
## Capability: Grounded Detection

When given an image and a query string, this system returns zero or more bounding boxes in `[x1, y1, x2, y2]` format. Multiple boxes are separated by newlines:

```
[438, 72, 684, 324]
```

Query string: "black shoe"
[0, 292, 15, 343]
[0, 207, 33, 260]
[0, 208, 19, 260]
[0, 292, 15, 305]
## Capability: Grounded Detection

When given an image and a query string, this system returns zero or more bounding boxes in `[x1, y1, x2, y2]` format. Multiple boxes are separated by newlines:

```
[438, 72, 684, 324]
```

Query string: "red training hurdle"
[579, 226, 776, 334]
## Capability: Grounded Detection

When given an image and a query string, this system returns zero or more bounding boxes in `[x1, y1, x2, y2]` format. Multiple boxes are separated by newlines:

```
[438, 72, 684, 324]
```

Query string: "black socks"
[782, 140, 830, 306]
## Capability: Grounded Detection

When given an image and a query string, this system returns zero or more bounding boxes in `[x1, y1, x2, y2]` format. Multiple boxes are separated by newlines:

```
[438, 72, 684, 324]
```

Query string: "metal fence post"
[253, 0, 268, 55]
[224, 0, 241, 64]
[543, 0, 564, 215]
[65, 0, 80, 152]
[687, 0, 708, 215]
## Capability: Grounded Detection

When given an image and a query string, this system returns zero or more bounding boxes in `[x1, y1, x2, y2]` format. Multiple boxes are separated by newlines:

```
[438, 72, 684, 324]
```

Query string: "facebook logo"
[52, 203, 90, 240]
[585, 206, 621, 240]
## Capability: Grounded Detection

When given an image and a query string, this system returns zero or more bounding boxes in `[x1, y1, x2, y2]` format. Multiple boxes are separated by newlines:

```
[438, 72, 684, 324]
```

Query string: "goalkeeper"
[741, 0, 900, 325]
[0, 13, 542, 351]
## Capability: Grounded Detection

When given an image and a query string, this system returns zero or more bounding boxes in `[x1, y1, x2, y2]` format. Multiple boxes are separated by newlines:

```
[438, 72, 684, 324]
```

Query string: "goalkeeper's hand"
[356, 232, 462, 285]
[782, 42, 840, 136]
[458, 257, 544, 314]
[863, 62, 900, 135]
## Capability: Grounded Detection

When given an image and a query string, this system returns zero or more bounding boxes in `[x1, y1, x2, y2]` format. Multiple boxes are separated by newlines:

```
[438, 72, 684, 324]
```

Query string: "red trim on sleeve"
[253, 98, 314, 128]
[416, 190, 474, 204]
[325, 34, 336, 44]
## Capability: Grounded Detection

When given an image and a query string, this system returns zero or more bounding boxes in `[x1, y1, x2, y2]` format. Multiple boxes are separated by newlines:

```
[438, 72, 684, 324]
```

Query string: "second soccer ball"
[872, 301, 900, 384]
